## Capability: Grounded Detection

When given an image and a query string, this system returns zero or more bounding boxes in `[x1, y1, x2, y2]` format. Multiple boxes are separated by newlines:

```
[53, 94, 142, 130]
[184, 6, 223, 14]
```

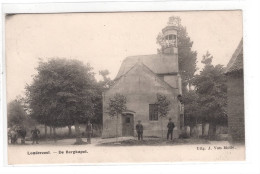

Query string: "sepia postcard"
[4, 9, 245, 165]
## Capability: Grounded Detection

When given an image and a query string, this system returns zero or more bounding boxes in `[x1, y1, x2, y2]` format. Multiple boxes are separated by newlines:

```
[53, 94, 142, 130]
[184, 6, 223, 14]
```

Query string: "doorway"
[122, 113, 134, 136]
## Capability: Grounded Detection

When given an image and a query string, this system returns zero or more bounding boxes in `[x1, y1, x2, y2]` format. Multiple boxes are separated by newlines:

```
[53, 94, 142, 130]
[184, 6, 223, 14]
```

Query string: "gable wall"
[163, 75, 178, 89]
[102, 65, 180, 138]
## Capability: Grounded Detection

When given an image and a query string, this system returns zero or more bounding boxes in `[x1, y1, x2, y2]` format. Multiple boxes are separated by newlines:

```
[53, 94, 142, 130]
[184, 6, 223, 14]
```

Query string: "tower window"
[149, 104, 158, 121]
[163, 34, 177, 47]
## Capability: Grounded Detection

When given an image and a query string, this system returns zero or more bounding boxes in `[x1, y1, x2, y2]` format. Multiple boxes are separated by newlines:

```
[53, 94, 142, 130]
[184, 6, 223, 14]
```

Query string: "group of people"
[8, 126, 40, 145]
[8, 126, 26, 144]
[9, 121, 93, 145]
[135, 118, 175, 141]
[10, 119, 175, 144]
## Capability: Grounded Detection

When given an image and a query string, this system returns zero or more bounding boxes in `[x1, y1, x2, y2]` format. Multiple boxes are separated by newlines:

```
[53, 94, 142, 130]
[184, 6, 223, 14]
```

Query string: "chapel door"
[122, 113, 134, 136]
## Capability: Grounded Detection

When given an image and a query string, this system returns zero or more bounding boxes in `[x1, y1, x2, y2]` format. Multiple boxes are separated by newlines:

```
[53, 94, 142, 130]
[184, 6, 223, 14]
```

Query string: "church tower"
[158, 17, 182, 95]
[160, 17, 184, 128]
[161, 16, 179, 55]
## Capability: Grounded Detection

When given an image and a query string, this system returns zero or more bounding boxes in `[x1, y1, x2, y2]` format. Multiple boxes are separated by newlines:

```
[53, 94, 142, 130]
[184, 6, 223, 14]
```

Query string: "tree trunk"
[208, 121, 217, 140]
[53, 126, 57, 143]
[68, 125, 72, 136]
[116, 114, 118, 142]
[49, 126, 52, 138]
[195, 117, 199, 139]
[74, 121, 83, 144]
[44, 124, 47, 140]
[161, 117, 163, 139]
[188, 82, 191, 91]
[202, 123, 204, 136]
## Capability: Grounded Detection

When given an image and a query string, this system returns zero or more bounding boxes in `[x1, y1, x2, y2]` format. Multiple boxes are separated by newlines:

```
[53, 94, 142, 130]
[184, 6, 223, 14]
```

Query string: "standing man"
[31, 127, 40, 144]
[17, 125, 27, 144]
[86, 120, 93, 144]
[136, 120, 143, 141]
[167, 118, 175, 140]
[9, 128, 17, 144]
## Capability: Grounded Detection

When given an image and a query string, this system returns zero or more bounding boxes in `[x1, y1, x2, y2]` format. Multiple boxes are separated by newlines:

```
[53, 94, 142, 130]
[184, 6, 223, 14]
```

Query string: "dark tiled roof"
[112, 61, 175, 91]
[225, 39, 243, 74]
[115, 54, 178, 79]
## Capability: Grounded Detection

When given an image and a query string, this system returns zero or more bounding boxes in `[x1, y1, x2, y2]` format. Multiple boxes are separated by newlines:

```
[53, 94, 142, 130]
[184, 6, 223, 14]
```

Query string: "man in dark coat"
[136, 120, 143, 141]
[16, 126, 27, 144]
[31, 127, 40, 144]
[167, 118, 175, 140]
[86, 120, 93, 144]
[9, 128, 17, 144]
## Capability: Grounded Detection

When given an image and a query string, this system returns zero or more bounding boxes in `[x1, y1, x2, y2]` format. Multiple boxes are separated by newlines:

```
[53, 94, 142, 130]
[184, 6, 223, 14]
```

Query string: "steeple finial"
[167, 16, 179, 27]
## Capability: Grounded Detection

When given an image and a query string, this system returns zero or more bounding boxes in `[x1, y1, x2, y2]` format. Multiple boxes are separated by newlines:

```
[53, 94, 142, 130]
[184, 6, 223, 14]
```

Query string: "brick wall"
[227, 73, 245, 143]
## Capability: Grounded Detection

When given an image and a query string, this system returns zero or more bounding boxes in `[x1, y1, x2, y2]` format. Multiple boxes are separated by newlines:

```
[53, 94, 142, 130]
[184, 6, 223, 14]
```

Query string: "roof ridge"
[111, 61, 176, 92]
[136, 61, 176, 91]
[114, 61, 139, 81]
[225, 39, 243, 73]
[115, 53, 178, 79]
[125, 54, 159, 58]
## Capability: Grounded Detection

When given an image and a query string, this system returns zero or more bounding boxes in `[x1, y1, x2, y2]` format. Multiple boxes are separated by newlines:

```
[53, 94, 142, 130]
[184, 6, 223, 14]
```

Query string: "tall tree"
[98, 70, 114, 89]
[91, 70, 114, 126]
[182, 90, 201, 127]
[155, 93, 171, 139]
[25, 58, 97, 144]
[157, 16, 198, 93]
[193, 51, 227, 139]
[8, 99, 27, 128]
[107, 93, 127, 141]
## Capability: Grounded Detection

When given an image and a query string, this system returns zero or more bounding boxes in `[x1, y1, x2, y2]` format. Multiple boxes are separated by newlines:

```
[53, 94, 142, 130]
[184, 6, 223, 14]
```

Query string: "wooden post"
[44, 124, 47, 140]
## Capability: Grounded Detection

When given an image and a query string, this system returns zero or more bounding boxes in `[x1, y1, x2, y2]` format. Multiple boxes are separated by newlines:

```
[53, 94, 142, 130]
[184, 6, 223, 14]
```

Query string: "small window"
[149, 104, 158, 121]
[126, 117, 130, 123]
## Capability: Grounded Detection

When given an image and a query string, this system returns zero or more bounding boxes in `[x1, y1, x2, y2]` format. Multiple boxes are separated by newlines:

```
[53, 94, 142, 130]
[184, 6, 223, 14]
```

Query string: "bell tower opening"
[161, 17, 179, 55]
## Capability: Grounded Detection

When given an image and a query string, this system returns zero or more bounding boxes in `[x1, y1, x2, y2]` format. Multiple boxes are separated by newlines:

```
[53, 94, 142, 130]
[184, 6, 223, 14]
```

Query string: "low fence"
[181, 124, 228, 140]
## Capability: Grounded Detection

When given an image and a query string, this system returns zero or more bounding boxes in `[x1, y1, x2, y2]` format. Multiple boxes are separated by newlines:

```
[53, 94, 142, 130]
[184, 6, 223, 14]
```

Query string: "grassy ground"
[9, 136, 220, 146]
[98, 137, 210, 146]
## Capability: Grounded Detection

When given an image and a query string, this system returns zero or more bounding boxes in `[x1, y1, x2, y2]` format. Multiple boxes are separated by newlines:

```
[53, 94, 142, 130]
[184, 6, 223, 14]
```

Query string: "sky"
[5, 11, 242, 102]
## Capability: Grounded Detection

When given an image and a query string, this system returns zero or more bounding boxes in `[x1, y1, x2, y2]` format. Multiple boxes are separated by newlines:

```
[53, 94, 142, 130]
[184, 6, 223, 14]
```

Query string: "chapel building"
[102, 17, 183, 138]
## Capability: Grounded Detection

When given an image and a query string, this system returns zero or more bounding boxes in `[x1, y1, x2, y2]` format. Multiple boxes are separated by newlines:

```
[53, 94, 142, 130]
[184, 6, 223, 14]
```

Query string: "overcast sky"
[5, 11, 242, 102]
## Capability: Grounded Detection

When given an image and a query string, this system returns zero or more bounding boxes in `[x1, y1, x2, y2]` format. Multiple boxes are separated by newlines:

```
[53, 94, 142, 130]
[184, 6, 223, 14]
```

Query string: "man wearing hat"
[31, 126, 40, 144]
[167, 118, 175, 140]
[136, 120, 143, 141]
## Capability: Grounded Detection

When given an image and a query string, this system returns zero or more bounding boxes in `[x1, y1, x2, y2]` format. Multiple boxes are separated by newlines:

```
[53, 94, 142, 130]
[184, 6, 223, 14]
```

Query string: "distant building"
[225, 39, 244, 143]
[102, 17, 183, 138]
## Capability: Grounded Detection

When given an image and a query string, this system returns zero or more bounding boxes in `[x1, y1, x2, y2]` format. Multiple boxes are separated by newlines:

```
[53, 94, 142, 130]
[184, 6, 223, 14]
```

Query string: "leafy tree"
[91, 70, 114, 126]
[8, 99, 27, 128]
[155, 93, 170, 138]
[182, 90, 201, 127]
[192, 52, 227, 139]
[25, 58, 97, 144]
[107, 93, 127, 141]
[201, 51, 213, 65]
[98, 70, 114, 89]
[157, 16, 198, 93]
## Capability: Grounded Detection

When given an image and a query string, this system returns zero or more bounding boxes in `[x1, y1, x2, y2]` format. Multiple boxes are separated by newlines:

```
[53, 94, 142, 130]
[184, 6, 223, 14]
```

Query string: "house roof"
[115, 54, 178, 79]
[110, 61, 176, 93]
[225, 39, 243, 74]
